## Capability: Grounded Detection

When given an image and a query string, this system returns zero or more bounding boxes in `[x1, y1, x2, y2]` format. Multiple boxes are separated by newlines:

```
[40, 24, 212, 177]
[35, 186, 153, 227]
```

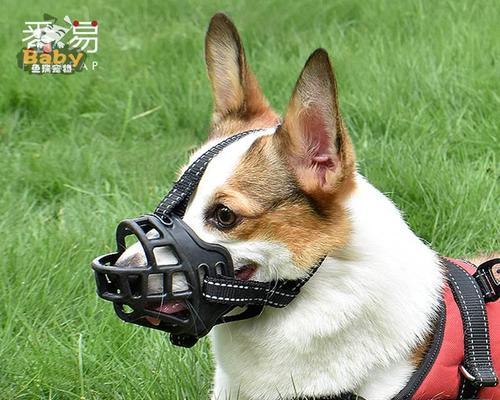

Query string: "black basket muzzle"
[92, 213, 238, 347]
[91, 128, 322, 347]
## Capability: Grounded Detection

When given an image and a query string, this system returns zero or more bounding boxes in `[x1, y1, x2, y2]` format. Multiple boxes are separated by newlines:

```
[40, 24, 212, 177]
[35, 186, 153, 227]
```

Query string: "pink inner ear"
[300, 107, 337, 177]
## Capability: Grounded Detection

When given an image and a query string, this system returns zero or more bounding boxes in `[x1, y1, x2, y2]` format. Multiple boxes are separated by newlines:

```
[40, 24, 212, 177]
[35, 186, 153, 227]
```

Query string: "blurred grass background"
[0, 0, 498, 399]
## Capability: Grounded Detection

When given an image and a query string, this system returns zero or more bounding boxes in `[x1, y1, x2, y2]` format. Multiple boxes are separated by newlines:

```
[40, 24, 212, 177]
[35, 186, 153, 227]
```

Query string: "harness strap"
[293, 394, 365, 400]
[154, 128, 264, 220]
[202, 261, 323, 308]
[474, 258, 500, 303]
[443, 258, 498, 398]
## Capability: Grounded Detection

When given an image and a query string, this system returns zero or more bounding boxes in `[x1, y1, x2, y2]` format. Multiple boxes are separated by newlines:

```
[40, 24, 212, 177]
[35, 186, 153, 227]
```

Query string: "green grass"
[0, 0, 499, 399]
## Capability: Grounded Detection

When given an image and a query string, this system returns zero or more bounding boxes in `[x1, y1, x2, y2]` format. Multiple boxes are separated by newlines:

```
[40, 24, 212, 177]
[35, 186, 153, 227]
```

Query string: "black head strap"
[155, 128, 264, 220]
[444, 258, 498, 398]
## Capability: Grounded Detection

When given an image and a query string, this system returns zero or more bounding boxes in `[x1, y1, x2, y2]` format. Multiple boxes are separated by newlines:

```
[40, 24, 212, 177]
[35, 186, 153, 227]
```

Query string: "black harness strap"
[474, 258, 500, 303]
[392, 301, 447, 400]
[443, 258, 498, 399]
[294, 394, 365, 400]
[154, 128, 264, 220]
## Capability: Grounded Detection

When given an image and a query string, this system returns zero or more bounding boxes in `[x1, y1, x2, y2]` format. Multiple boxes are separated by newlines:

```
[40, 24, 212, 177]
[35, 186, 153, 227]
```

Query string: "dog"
[113, 13, 499, 400]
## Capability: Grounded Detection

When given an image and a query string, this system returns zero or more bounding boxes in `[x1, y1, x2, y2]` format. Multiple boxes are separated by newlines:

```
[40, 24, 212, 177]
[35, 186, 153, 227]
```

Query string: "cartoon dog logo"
[31, 14, 73, 53]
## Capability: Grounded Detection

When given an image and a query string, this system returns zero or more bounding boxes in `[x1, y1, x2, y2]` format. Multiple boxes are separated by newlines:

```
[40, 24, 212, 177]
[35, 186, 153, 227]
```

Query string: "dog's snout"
[115, 233, 188, 294]
[115, 243, 147, 268]
[115, 229, 160, 268]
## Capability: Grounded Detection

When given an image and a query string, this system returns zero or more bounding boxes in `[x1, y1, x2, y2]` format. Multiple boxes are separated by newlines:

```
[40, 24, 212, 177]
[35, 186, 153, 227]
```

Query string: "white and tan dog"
[116, 13, 496, 400]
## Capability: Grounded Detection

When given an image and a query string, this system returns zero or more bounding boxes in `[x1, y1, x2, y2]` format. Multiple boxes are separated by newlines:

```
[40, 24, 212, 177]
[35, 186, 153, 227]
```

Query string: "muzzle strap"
[202, 260, 323, 308]
[154, 129, 264, 219]
[203, 276, 298, 307]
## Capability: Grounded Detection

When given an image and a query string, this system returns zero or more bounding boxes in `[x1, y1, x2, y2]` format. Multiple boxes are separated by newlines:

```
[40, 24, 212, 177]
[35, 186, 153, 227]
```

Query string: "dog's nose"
[115, 232, 188, 294]
[115, 242, 147, 268]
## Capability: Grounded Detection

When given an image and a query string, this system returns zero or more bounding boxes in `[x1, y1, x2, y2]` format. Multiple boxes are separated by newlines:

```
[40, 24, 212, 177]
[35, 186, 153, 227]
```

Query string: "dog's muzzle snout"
[92, 213, 236, 347]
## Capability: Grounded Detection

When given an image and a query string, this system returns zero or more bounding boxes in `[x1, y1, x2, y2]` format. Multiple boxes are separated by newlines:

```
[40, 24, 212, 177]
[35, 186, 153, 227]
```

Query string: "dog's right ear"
[205, 13, 274, 128]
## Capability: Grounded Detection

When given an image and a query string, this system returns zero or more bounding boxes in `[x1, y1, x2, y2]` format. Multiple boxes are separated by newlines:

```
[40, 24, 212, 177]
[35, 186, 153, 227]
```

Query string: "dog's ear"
[275, 49, 355, 202]
[205, 13, 274, 128]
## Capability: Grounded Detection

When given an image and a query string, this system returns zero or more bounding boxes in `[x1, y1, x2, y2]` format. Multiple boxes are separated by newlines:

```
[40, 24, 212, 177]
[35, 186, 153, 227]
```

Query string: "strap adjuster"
[459, 365, 477, 383]
[474, 258, 500, 303]
[458, 363, 497, 400]
[460, 364, 498, 387]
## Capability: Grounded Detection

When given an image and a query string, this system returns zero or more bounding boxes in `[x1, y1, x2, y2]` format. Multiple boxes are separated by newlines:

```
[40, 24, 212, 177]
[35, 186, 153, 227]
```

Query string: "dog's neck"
[211, 173, 444, 400]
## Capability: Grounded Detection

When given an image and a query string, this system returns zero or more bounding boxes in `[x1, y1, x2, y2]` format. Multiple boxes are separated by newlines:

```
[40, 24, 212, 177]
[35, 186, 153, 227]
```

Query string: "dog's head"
[117, 13, 356, 293]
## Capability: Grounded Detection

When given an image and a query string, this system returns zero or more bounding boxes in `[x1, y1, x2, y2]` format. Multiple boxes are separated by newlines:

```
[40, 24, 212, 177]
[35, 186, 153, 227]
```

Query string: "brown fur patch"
[216, 135, 354, 268]
[209, 111, 279, 140]
[411, 329, 435, 368]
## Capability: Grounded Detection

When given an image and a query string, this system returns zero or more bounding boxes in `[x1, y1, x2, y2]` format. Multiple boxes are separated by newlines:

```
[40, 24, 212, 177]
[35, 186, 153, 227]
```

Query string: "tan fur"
[468, 252, 500, 266]
[410, 322, 436, 368]
[213, 135, 353, 269]
[205, 13, 278, 135]
[209, 112, 279, 140]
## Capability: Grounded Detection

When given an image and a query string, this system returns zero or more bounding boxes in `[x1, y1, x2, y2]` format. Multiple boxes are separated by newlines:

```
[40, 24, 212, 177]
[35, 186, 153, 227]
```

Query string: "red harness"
[411, 258, 500, 400]
[299, 258, 500, 400]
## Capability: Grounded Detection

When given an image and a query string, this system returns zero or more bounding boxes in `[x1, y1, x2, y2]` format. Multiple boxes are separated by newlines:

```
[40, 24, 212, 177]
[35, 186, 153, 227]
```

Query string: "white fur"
[209, 174, 443, 400]
[117, 129, 444, 400]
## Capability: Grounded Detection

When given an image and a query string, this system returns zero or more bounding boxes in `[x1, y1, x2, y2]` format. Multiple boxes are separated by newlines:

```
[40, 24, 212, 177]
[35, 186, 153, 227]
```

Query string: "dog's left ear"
[205, 13, 275, 128]
[275, 49, 355, 202]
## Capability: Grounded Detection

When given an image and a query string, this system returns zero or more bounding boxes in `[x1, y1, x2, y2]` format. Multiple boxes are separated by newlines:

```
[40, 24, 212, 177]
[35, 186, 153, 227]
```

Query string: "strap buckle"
[459, 365, 477, 383]
[473, 258, 500, 303]
[460, 364, 498, 387]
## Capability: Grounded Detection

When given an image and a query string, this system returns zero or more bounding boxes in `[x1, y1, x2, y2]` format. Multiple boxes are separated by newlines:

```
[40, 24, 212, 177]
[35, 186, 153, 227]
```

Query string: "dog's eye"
[214, 205, 237, 229]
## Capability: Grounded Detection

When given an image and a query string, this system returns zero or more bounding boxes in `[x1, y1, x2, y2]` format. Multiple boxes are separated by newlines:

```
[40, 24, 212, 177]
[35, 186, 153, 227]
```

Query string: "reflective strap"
[457, 377, 479, 400]
[154, 129, 264, 220]
[203, 260, 323, 308]
[443, 258, 498, 396]
[293, 394, 364, 400]
[202, 276, 299, 307]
